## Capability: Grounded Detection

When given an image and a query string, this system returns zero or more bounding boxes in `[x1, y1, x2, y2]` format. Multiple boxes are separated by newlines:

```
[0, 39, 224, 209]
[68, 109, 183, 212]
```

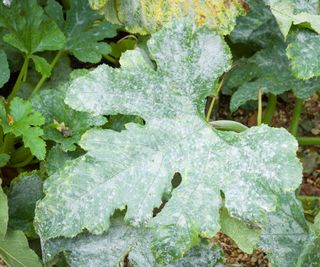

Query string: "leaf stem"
[30, 50, 63, 98]
[7, 56, 29, 103]
[257, 89, 262, 126]
[296, 137, 320, 145]
[206, 77, 224, 122]
[8, 154, 34, 168]
[263, 93, 277, 125]
[289, 98, 303, 136]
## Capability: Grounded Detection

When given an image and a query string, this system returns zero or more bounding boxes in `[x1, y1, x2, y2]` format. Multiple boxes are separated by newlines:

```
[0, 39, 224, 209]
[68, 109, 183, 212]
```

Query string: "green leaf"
[45, 145, 84, 176]
[286, 30, 320, 80]
[230, 0, 283, 48]
[260, 193, 316, 267]
[0, 182, 8, 238]
[0, 97, 46, 160]
[35, 20, 303, 264]
[0, 230, 42, 267]
[31, 87, 106, 152]
[0, 0, 65, 55]
[0, 153, 10, 167]
[31, 55, 51, 78]
[92, 0, 247, 35]
[8, 172, 43, 238]
[228, 44, 320, 111]
[265, 0, 320, 37]
[220, 208, 261, 254]
[42, 217, 224, 267]
[0, 49, 9, 87]
[45, 0, 119, 63]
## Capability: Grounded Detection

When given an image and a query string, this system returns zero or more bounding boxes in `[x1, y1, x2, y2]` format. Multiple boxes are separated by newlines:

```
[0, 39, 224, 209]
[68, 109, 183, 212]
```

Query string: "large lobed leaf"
[89, 0, 248, 35]
[42, 216, 223, 267]
[35, 20, 303, 264]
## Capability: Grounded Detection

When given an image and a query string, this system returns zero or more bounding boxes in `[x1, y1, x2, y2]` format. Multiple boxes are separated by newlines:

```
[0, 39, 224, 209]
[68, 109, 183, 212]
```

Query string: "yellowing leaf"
[90, 0, 248, 34]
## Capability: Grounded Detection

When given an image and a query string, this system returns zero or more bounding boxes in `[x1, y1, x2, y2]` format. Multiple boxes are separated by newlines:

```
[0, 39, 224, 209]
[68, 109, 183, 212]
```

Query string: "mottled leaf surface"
[45, 0, 119, 63]
[0, 49, 9, 88]
[286, 30, 320, 80]
[31, 87, 106, 151]
[260, 193, 313, 267]
[230, 0, 283, 48]
[0, 0, 65, 55]
[265, 0, 320, 37]
[0, 97, 46, 160]
[45, 145, 84, 176]
[35, 20, 302, 263]
[0, 230, 42, 267]
[0, 182, 8, 238]
[42, 217, 224, 267]
[91, 0, 247, 35]
[8, 172, 43, 238]
[227, 44, 320, 111]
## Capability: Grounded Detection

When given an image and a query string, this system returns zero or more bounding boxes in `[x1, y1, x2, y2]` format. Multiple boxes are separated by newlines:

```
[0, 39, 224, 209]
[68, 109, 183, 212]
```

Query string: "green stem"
[61, 0, 70, 9]
[263, 93, 277, 125]
[296, 137, 320, 145]
[30, 50, 62, 98]
[289, 98, 303, 136]
[257, 89, 262, 126]
[7, 56, 29, 103]
[103, 54, 118, 65]
[8, 154, 34, 168]
[206, 77, 224, 122]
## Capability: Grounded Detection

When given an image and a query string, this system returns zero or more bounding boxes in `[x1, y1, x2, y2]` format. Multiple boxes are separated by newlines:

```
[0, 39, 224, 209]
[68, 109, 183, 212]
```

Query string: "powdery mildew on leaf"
[35, 20, 302, 264]
[42, 217, 223, 267]
[286, 30, 320, 80]
[91, 0, 247, 35]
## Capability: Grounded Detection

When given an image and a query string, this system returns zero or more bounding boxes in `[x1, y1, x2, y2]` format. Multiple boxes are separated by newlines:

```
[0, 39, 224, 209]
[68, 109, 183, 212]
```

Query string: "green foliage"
[0, 230, 42, 267]
[8, 172, 43, 238]
[0, 97, 46, 160]
[286, 30, 320, 80]
[226, 0, 320, 111]
[45, 0, 119, 63]
[0, 49, 9, 87]
[0, 181, 8, 238]
[31, 87, 106, 151]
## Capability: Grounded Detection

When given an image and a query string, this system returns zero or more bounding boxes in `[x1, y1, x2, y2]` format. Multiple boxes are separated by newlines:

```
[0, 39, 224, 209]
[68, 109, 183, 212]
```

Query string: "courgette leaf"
[31, 87, 106, 152]
[0, 181, 8, 238]
[286, 30, 320, 80]
[45, 0, 119, 63]
[0, 230, 42, 267]
[35, 20, 302, 264]
[0, 49, 9, 88]
[0, 97, 46, 160]
[42, 217, 224, 267]
[8, 172, 43, 238]
[89, 0, 247, 35]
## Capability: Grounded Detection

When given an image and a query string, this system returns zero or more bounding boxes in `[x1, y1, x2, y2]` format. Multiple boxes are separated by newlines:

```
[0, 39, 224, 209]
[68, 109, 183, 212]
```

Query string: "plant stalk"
[30, 50, 63, 98]
[7, 56, 29, 103]
[296, 137, 320, 145]
[206, 77, 224, 122]
[263, 93, 277, 125]
[289, 98, 303, 136]
[257, 89, 262, 126]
